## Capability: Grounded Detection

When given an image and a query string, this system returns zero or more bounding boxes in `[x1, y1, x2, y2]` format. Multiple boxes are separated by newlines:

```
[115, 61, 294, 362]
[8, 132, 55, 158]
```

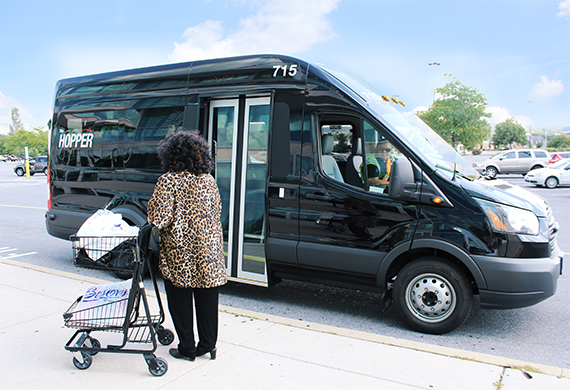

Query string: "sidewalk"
[1, 258, 568, 390]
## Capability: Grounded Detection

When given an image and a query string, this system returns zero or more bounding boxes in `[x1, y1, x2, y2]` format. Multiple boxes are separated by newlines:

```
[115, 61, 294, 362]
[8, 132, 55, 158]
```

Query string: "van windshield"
[318, 64, 479, 180]
[375, 104, 479, 180]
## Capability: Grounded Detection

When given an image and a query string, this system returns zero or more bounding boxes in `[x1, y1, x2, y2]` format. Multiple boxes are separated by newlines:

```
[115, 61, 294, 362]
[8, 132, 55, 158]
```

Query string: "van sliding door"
[208, 97, 270, 285]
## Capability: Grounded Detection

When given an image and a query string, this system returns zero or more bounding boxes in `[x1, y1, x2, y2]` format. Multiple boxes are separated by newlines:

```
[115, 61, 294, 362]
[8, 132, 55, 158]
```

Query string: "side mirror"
[388, 158, 418, 201]
[389, 158, 453, 207]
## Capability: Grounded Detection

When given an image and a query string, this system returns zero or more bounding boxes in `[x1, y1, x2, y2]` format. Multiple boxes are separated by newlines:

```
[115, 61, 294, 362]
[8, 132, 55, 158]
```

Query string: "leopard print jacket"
[147, 171, 227, 289]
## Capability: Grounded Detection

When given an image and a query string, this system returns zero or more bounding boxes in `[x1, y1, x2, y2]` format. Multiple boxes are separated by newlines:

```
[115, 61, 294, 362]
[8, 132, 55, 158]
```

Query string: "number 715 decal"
[273, 65, 298, 77]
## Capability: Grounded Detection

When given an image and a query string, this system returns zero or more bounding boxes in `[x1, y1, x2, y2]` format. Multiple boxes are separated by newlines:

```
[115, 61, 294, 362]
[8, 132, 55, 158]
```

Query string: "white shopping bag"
[76, 209, 139, 260]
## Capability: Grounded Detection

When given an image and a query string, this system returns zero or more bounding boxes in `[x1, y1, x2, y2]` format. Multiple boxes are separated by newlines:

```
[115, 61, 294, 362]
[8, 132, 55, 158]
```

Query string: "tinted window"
[55, 109, 139, 167]
[534, 151, 548, 158]
[126, 106, 184, 170]
[504, 152, 515, 159]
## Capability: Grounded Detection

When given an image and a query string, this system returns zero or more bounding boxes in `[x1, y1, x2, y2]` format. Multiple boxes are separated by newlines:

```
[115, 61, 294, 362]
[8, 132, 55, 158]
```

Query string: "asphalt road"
[0, 160, 568, 369]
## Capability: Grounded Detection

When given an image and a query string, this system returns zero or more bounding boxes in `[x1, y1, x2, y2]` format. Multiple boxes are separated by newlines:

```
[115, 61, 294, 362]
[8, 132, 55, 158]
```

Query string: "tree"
[333, 132, 351, 153]
[0, 126, 48, 156]
[9, 107, 24, 134]
[549, 134, 570, 150]
[417, 75, 491, 149]
[492, 118, 527, 149]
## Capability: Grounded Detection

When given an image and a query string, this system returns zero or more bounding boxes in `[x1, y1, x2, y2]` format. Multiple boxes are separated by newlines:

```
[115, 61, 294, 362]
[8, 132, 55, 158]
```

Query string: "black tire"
[485, 166, 498, 178]
[87, 337, 101, 355]
[157, 327, 175, 346]
[393, 257, 472, 334]
[148, 357, 168, 376]
[73, 351, 93, 369]
[545, 176, 559, 189]
[15, 167, 24, 176]
[43, 167, 48, 175]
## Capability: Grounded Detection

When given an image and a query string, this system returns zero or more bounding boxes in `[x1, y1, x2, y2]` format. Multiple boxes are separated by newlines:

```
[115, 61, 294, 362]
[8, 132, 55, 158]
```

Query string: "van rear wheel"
[393, 257, 472, 334]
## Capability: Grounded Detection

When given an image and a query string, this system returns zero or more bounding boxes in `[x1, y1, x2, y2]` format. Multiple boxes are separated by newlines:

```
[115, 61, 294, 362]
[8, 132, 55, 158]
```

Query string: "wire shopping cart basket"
[63, 224, 175, 376]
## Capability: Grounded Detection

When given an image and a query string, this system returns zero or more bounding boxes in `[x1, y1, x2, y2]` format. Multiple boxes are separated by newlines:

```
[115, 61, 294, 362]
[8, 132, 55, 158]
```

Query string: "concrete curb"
[2, 256, 568, 379]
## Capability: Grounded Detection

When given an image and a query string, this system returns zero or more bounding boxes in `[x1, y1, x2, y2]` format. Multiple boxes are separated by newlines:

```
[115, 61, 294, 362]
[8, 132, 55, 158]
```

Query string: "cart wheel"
[157, 328, 175, 345]
[148, 357, 168, 376]
[87, 337, 101, 355]
[73, 352, 93, 370]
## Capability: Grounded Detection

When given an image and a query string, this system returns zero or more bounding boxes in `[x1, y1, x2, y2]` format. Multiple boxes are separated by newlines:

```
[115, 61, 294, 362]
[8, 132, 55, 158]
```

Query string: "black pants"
[163, 278, 219, 358]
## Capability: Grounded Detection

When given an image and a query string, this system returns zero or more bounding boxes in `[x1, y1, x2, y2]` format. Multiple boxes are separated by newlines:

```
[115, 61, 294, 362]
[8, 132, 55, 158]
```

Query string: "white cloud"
[169, 0, 339, 62]
[486, 106, 533, 129]
[528, 75, 565, 101]
[558, 0, 570, 18]
[411, 106, 429, 115]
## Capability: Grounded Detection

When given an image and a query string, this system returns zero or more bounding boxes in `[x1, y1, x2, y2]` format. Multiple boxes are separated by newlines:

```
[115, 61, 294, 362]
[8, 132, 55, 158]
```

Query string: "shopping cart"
[63, 224, 175, 376]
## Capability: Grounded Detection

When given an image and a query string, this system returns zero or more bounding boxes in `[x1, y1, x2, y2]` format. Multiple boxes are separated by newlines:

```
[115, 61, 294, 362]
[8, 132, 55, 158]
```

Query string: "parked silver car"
[472, 149, 550, 178]
[13, 156, 48, 176]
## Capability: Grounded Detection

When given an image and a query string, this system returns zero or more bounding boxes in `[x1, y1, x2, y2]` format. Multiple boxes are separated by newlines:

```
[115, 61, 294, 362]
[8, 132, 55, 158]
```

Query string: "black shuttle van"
[46, 54, 563, 334]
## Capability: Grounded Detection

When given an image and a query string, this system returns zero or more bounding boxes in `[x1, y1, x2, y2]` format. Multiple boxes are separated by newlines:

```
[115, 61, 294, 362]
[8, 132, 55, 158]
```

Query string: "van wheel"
[15, 167, 24, 176]
[545, 176, 559, 189]
[393, 257, 472, 334]
[530, 165, 542, 171]
[485, 166, 498, 178]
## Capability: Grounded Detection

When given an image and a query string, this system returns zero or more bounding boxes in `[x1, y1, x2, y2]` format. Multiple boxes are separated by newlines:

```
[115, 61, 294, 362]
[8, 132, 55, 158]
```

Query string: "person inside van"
[362, 139, 393, 188]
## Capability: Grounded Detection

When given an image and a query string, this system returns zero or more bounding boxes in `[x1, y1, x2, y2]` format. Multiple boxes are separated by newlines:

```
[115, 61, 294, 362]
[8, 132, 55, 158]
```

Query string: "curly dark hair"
[157, 131, 214, 174]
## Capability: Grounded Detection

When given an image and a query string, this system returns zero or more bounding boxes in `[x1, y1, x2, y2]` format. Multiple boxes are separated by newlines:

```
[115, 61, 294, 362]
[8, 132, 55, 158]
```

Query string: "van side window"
[534, 151, 547, 158]
[55, 109, 139, 167]
[318, 116, 404, 194]
[503, 152, 516, 159]
[127, 106, 184, 170]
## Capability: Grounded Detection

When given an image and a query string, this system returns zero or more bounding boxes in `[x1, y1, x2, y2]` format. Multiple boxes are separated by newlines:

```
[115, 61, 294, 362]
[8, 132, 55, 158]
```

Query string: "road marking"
[0, 248, 38, 258]
[0, 204, 45, 210]
[5, 252, 38, 258]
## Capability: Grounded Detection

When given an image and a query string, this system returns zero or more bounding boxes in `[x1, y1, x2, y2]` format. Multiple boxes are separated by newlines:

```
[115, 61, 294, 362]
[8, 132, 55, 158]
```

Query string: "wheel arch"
[377, 238, 487, 293]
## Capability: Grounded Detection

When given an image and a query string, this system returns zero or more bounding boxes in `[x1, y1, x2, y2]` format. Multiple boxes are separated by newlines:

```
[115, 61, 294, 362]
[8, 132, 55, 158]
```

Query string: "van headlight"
[475, 198, 539, 235]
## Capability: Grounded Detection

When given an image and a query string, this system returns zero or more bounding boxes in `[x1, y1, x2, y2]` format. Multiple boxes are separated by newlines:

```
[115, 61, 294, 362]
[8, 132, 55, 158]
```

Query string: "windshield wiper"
[435, 164, 474, 181]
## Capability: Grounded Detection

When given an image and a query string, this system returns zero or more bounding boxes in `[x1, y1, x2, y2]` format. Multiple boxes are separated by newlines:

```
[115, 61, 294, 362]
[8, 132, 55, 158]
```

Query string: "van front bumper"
[474, 244, 563, 309]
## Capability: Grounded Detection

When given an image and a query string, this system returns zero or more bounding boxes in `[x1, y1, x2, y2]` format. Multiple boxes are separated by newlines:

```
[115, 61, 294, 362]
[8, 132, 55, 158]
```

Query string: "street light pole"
[428, 62, 441, 103]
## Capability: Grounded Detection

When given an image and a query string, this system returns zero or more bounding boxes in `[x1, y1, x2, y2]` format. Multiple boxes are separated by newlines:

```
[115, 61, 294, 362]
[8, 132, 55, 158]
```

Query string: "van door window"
[318, 116, 404, 195]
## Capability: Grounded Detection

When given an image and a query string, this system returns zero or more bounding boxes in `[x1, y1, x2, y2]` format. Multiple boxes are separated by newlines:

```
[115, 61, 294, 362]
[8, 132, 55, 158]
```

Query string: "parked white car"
[524, 160, 570, 188]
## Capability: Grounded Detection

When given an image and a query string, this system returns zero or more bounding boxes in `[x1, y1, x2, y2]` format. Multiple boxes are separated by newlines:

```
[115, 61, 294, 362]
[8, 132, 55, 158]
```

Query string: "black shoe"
[169, 348, 195, 361]
[196, 347, 217, 359]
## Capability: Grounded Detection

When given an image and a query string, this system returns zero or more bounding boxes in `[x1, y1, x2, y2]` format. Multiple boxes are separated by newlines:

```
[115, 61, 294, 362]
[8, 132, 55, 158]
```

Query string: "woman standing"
[148, 131, 227, 361]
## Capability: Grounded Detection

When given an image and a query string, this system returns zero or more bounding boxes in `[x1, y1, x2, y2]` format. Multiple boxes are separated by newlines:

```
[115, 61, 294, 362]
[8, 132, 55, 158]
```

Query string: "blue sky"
[1, 0, 569, 135]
